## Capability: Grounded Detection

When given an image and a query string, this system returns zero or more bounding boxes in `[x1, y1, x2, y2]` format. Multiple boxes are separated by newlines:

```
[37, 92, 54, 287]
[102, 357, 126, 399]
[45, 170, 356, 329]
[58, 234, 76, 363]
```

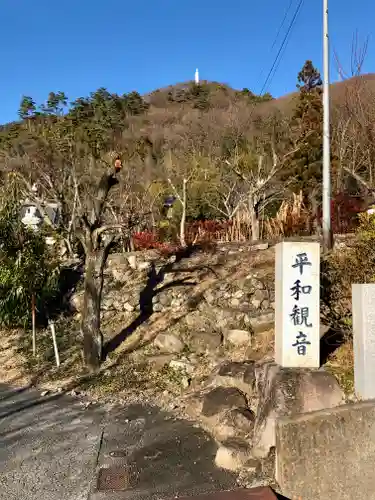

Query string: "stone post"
[275, 242, 320, 368]
[352, 284, 375, 400]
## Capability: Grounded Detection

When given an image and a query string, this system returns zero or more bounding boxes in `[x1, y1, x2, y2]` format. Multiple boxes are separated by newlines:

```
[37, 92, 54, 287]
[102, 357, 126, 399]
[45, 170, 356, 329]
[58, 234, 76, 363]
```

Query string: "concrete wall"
[276, 400, 375, 500]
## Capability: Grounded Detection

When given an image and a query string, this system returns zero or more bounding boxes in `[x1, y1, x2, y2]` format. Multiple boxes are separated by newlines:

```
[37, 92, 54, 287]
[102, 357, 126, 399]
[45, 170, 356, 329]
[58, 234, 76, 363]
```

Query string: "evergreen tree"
[289, 60, 323, 211]
[18, 96, 36, 120]
[41, 91, 68, 115]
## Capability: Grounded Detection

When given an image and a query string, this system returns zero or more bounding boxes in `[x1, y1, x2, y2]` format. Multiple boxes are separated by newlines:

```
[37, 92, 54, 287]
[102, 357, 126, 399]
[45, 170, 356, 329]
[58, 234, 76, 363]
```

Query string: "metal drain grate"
[97, 466, 130, 491]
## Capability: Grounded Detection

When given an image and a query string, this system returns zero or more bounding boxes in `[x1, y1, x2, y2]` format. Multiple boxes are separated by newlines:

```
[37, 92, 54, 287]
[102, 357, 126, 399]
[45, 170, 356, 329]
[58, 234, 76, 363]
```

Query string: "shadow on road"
[0, 383, 105, 500]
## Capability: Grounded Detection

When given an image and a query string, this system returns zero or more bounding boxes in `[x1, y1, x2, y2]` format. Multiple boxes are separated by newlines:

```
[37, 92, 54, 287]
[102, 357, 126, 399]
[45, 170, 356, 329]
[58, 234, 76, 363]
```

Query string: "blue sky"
[0, 0, 374, 124]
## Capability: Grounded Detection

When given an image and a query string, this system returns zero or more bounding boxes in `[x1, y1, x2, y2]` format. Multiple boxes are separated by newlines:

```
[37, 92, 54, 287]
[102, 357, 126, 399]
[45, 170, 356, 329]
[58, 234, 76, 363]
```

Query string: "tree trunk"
[307, 192, 320, 236]
[249, 194, 260, 241]
[78, 160, 123, 370]
[81, 250, 105, 371]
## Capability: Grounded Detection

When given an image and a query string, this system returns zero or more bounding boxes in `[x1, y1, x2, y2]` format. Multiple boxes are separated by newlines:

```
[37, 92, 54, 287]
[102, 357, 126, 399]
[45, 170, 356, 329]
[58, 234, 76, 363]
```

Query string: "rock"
[250, 312, 274, 333]
[146, 354, 175, 369]
[113, 300, 123, 311]
[185, 311, 210, 330]
[171, 298, 182, 308]
[236, 458, 263, 487]
[203, 290, 215, 304]
[107, 254, 128, 267]
[215, 438, 252, 472]
[127, 255, 137, 270]
[158, 293, 172, 307]
[225, 329, 252, 347]
[137, 261, 151, 271]
[102, 298, 114, 311]
[201, 387, 248, 418]
[169, 359, 195, 375]
[70, 292, 84, 313]
[188, 331, 222, 354]
[123, 302, 134, 312]
[251, 289, 267, 309]
[184, 391, 205, 419]
[227, 408, 255, 430]
[251, 243, 269, 251]
[230, 298, 241, 308]
[214, 361, 256, 395]
[181, 376, 190, 389]
[111, 266, 130, 283]
[40, 390, 49, 397]
[154, 333, 185, 354]
[214, 408, 255, 441]
[252, 362, 345, 458]
[128, 294, 139, 307]
[247, 276, 266, 290]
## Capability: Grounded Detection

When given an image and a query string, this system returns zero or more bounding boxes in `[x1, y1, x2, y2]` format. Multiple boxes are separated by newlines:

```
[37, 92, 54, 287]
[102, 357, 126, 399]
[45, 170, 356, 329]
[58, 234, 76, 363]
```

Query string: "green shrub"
[321, 213, 375, 333]
[0, 203, 60, 327]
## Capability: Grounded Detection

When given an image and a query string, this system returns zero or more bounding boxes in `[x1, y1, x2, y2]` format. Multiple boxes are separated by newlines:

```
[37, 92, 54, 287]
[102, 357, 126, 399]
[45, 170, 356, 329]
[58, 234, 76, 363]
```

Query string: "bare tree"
[76, 156, 125, 369]
[333, 30, 369, 80]
[331, 33, 375, 201]
[210, 175, 244, 220]
[167, 177, 188, 247]
[3, 145, 156, 370]
[225, 135, 298, 241]
[163, 150, 202, 248]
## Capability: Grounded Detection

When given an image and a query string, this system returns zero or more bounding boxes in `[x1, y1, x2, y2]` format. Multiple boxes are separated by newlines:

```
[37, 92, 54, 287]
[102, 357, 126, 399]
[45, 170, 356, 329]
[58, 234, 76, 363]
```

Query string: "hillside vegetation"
[1, 60, 375, 370]
[1, 64, 374, 245]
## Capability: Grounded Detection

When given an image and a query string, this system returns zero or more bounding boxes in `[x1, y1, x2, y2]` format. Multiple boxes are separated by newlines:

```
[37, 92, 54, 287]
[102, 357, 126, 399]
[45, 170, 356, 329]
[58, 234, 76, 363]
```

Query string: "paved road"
[0, 384, 238, 500]
[0, 383, 105, 500]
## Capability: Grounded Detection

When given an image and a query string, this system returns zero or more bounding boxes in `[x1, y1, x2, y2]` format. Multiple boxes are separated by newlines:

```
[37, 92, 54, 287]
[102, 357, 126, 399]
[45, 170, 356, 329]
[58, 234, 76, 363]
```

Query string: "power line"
[255, 0, 295, 90]
[271, 0, 295, 51]
[259, 0, 305, 96]
[265, 0, 305, 93]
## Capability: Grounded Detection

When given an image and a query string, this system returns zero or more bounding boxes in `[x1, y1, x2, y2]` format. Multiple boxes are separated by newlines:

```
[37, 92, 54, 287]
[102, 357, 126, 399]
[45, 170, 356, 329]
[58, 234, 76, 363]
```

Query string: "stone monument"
[352, 284, 375, 400]
[275, 241, 320, 368]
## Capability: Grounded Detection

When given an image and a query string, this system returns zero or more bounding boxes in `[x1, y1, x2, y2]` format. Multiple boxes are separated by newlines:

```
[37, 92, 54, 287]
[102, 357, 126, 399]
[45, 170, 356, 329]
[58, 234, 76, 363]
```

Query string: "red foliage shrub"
[185, 219, 233, 243]
[132, 194, 364, 252]
[316, 192, 366, 233]
[132, 231, 179, 255]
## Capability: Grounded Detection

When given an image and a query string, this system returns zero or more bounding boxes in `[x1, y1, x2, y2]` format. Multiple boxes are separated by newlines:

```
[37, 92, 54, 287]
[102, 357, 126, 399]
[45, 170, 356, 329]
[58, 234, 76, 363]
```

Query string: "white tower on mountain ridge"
[195, 68, 199, 84]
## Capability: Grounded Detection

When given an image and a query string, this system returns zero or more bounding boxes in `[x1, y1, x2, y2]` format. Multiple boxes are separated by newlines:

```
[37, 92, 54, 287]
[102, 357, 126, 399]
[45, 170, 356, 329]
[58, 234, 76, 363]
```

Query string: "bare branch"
[342, 165, 371, 190]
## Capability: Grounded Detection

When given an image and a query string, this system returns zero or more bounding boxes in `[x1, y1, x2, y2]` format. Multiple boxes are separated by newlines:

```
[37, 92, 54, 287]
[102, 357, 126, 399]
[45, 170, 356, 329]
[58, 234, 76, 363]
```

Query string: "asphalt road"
[0, 384, 238, 500]
[0, 383, 105, 500]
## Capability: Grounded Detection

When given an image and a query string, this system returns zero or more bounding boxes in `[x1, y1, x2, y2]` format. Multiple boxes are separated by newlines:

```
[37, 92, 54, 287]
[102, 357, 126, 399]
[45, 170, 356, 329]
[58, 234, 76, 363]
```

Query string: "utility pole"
[322, 0, 332, 250]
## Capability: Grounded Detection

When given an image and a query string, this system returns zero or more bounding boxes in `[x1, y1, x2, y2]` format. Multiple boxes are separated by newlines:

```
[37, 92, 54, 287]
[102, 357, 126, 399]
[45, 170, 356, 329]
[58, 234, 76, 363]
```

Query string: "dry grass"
[325, 339, 354, 395]
[263, 192, 310, 239]
[221, 210, 252, 242]
[186, 194, 310, 244]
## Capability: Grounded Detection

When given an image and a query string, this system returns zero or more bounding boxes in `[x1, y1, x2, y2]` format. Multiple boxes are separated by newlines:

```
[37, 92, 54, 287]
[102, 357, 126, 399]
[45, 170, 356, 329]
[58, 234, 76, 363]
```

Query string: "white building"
[20, 200, 61, 233]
